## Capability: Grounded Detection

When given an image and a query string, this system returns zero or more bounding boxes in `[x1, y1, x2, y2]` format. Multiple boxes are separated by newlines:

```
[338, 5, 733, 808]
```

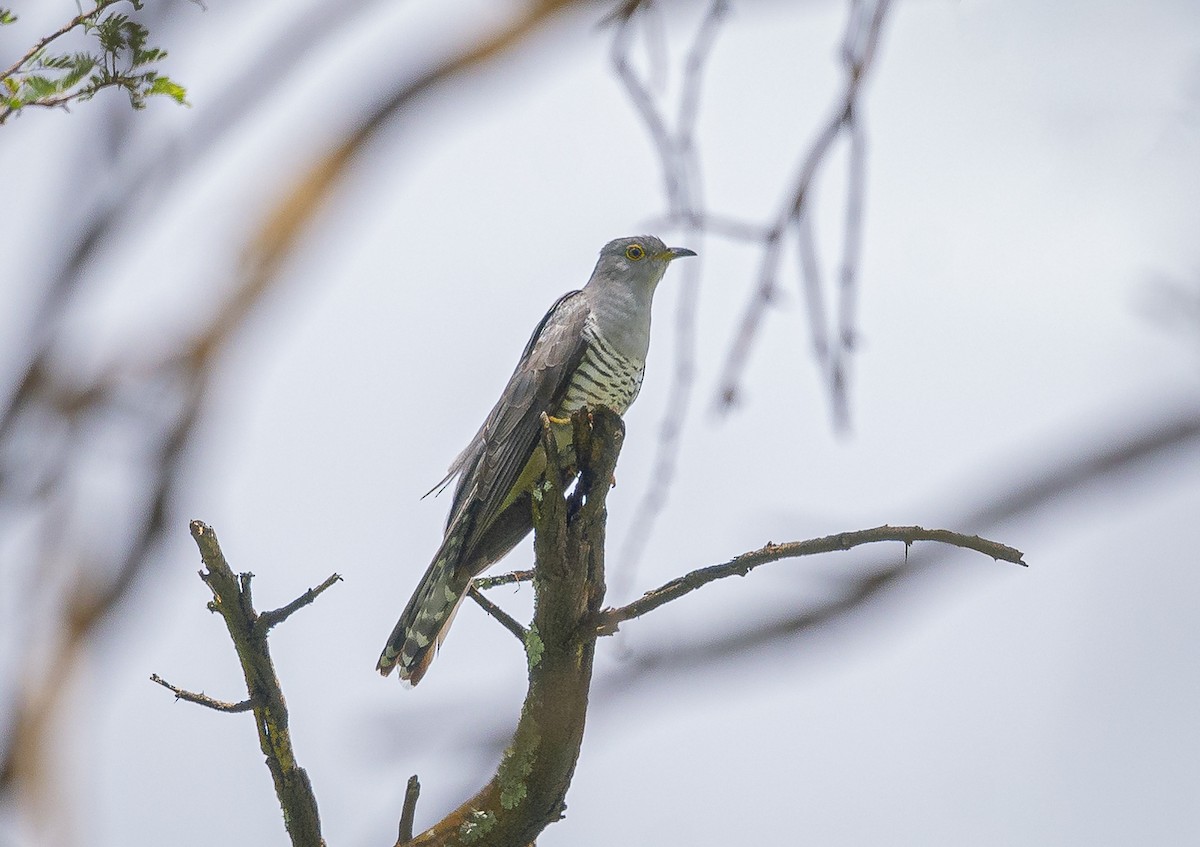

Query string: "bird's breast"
[559, 329, 645, 416]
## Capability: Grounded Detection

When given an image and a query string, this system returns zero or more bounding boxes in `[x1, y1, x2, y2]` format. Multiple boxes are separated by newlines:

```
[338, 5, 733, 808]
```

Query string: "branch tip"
[397, 774, 421, 846]
[149, 673, 253, 713]
[259, 572, 343, 631]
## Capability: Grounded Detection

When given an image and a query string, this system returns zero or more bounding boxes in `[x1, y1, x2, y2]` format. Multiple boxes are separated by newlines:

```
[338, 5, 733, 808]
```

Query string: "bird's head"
[592, 235, 696, 295]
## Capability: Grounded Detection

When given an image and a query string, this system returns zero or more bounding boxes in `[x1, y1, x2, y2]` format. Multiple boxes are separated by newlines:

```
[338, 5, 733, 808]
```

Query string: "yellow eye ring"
[625, 244, 645, 261]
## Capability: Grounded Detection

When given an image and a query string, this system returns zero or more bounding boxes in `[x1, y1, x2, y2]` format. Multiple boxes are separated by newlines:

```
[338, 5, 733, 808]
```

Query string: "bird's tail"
[377, 529, 469, 686]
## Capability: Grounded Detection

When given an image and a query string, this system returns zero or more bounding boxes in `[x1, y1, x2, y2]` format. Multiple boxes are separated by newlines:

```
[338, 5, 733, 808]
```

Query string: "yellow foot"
[546, 414, 572, 426]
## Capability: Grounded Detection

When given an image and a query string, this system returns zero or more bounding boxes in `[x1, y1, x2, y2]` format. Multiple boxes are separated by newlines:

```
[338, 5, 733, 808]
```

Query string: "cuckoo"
[377, 235, 696, 685]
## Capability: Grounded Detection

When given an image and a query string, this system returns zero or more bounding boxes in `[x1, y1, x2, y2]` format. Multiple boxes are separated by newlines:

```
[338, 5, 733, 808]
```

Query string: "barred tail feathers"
[377, 530, 469, 685]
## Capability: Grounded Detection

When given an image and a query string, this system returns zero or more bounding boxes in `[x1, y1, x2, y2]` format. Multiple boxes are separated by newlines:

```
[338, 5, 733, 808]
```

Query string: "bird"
[377, 235, 696, 685]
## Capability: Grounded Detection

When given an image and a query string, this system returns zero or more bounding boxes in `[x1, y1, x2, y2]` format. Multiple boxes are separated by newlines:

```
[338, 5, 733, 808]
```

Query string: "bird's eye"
[625, 244, 645, 261]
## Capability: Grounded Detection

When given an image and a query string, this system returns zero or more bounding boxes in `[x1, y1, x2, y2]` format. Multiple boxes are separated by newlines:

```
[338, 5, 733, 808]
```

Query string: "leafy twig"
[0, 0, 187, 125]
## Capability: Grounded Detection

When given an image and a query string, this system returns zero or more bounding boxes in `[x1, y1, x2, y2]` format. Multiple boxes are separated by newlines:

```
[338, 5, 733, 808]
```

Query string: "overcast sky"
[3, 0, 1199, 845]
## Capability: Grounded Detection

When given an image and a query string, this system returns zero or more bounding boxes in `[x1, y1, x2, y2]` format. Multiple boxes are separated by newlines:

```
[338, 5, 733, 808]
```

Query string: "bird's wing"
[442, 289, 591, 549]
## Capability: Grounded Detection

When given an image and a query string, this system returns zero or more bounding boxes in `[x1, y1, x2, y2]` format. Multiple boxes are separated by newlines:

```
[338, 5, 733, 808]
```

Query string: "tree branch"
[396, 775, 421, 847]
[149, 673, 253, 713]
[716, 0, 894, 416]
[258, 572, 343, 632]
[473, 569, 536, 590]
[178, 520, 327, 847]
[596, 525, 1025, 634]
[466, 584, 528, 643]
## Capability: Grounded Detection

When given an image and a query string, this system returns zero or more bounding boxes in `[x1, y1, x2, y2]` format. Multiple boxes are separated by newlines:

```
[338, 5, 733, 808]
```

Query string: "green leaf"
[61, 55, 98, 90]
[24, 75, 59, 97]
[39, 54, 74, 70]
[0, 9, 17, 26]
[124, 21, 149, 55]
[95, 14, 130, 53]
[148, 75, 187, 105]
[133, 47, 165, 68]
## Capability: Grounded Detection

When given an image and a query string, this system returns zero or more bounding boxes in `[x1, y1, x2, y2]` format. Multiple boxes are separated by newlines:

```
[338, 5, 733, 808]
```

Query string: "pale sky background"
[2, 0, 1199, 845]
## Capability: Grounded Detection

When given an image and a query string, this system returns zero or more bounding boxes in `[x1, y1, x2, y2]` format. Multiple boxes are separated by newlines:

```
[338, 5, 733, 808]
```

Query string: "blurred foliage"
[0, 0, 187, 125]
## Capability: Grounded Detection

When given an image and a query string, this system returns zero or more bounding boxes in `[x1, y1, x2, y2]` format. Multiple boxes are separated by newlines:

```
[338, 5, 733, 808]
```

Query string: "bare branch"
[473, 569, 536, 590]
[149, 674, 253, 714]
[186, 520, 325, 847]
[716, 0, 894, 415]
[466, 584, 528, 643]
[258, 573, 343, 632]
[829, 113, 869, 428]
[597, 525, 1024, 634]
[396, 775, 421, 847]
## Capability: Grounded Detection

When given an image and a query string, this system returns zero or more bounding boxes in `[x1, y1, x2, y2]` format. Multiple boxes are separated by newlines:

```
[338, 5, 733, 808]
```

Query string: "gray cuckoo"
[377, 235, 696, 685]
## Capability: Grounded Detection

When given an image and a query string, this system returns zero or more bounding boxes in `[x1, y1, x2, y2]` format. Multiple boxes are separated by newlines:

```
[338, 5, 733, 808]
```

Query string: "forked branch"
[152, 521, 336, 847]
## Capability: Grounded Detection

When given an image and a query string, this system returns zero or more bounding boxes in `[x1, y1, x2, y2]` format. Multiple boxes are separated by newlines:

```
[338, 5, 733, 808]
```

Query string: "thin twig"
[597, 525, 1024, 634]
[0, 0, 123, 83]
[149, 674, 253, 713]
[716, 0, 893, 413]
[473, 569, 536, 590]
[609, 4, 681, 207]
[796, 209, 832, 379]
[466, 584, 528, 643]
[828, 85, 869, 429]
[258, 572, 343, 631]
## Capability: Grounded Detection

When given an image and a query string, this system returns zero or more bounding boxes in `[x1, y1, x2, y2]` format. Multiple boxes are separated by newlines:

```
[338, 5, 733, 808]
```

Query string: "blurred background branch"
[713, 0, 892, 422]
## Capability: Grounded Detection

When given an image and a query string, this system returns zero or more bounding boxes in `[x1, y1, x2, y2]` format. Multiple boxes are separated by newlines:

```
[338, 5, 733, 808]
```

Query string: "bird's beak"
[657, 246, 697, 262]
